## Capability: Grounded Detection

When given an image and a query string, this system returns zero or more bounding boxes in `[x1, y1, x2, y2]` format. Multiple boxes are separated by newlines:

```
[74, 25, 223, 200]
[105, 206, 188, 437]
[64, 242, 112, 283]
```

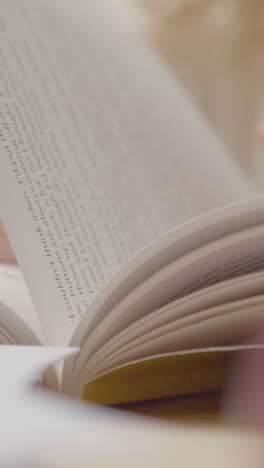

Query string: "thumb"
[224, 338, 264, 430]
[0, 221, 16, 264]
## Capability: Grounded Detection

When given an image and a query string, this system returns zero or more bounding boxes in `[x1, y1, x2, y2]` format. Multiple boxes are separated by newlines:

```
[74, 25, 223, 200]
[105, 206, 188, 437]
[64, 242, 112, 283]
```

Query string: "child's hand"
[0, 221, 16, 263]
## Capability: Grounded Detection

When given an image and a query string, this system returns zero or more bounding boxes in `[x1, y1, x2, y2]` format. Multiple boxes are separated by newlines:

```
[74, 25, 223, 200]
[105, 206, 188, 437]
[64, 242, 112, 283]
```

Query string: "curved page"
[82, 346, 264, 405]
[82, 273, 264, 376]
[85, 271, 264, 360]
[69, 223, 264, 391]
[0, 0, 255, 347]
[88, 297, 264, 381]
[63, 198, 264, 391]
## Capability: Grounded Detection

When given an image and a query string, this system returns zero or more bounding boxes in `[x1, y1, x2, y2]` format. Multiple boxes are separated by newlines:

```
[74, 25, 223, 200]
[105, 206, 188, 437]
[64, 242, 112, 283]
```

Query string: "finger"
[0, 221, 16, 263]
[258, 122, 264, 146]
[224, 337, 264, 430]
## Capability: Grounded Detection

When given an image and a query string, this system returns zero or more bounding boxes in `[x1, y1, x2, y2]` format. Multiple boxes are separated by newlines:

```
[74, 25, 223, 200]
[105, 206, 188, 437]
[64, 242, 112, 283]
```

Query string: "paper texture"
[70, 221, 264, 387]
[0, 0, 255, 345]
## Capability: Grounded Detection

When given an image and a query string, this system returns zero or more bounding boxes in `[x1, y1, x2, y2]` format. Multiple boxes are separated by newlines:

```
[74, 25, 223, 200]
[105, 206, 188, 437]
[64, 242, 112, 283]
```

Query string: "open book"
[0, 0, 263, 409]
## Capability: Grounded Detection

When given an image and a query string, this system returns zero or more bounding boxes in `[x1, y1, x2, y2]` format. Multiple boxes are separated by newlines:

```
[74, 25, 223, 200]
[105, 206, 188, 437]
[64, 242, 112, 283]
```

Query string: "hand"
[0, 221, 16, 263]
[224, 126, 264, 429]
[224, 343, 264, 430]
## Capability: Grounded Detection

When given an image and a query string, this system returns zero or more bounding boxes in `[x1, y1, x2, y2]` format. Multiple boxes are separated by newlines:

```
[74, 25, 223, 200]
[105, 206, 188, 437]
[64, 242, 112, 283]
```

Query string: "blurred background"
[118, 0, 264, 189]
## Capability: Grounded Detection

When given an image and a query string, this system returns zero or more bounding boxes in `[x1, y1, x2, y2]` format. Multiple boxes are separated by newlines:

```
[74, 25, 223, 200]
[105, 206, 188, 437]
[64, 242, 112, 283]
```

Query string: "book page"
[69, 223, 264, 389]
[0, 264, 45, 342]
[91, 297, 264, 379]
[47, 427, 263, 468]
[2, 346, 260, 468]
[111, 271, 264, 351]
[0, 0, 255, 345]
[49, 425, 262, 468]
